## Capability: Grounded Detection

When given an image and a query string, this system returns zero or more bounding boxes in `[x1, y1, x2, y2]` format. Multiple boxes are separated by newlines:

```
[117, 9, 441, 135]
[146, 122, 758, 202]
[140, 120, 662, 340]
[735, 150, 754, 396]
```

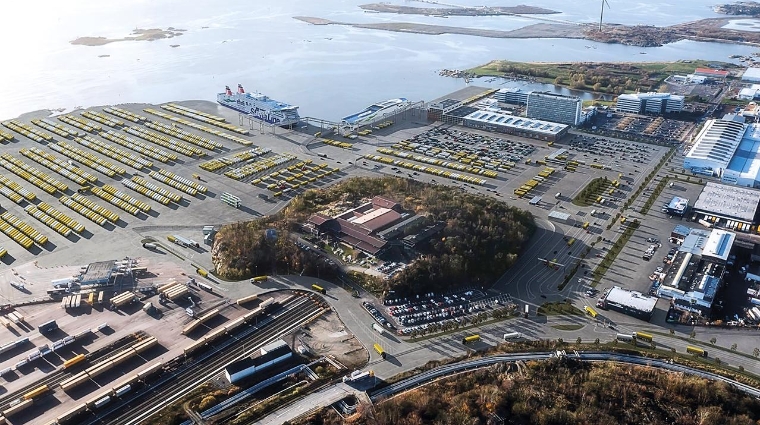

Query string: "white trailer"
[503, 332, 521, 340]
[371, 323, 386, 336]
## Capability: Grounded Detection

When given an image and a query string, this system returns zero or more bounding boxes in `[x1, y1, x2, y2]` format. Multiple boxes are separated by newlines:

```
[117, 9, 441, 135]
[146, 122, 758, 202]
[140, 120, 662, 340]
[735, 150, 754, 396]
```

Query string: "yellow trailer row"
[144, 108, 253, 143]
[145, 120, 222, 150]
[91, 187, 140, 216]
[321, 138, 353, 149]
[0, 157, 58, 194]
[54, 141, 127, 175]
[24, 205, 72, 237]
[164, 103, 226, 122]
[0, 185, 23, 204]
[2, 120, 53, 142]
[124, 126, 205, 158]
[83, 134, 154, 168]
[394, 140, 515, 172]
[161, 103, 248, 135]
[0, 129, 14, 142]
[81, 110, 124, 128]
[378, 147, 498, 178]
[0, 220, 35, 249]
[37, 202, 85, 233]
[60, 114, 102, 133]
[148, 170, 198, 196]
[47, 142, 118, 177]
[183, 306, 266, 355]
[31, 118, 73, 138]
[101, 129, 175, 162]
[121, 179, 171, 205]
[0, 174, 36, 200]
[75, 136, 150, 170]
[363, 154, 486, 185]
[71, 193, 119, 222]
[44, 117, 86, 137]
[19, 148, 91, 185]
[58, 196, 106, 226]
[157, 169, 207, 193]
[103, 106, 147, 123]
[224, 152, 297, 180]
[132, 176, 182, 202]
[199, 147, 272, 172]
[0, 153, 68, 191]
[2, 398, 33, 418]
[101, 184, 151, 212]
[0, 211, 47, 245]
[62, 353, 86, 369]
[57, 114, 99, 133]
[181, 308, 221, 335]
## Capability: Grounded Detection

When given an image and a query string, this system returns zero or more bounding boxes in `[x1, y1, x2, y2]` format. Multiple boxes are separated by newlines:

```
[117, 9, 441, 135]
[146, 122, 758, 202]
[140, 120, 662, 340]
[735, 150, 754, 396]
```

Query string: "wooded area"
[212, 177, 535, 292]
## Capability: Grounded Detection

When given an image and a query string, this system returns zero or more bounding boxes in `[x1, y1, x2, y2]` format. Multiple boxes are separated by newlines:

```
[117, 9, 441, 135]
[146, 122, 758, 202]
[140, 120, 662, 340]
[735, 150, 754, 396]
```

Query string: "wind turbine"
[599, 0, 610, 32]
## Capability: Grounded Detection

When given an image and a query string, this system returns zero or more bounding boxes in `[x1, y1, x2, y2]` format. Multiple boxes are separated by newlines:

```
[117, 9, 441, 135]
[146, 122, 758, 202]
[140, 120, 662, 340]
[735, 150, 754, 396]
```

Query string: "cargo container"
[371, 323, 386, 336]
[38, 320, 58, 334]
[114, 384, 132, 397]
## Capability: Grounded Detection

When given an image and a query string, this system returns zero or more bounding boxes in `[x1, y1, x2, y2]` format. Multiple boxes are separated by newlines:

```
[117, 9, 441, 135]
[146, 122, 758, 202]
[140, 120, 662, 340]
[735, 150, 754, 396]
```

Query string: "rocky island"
[714, 1, 760, 16]
[71, 27, 186, 46]
[359, 3, 559, 16]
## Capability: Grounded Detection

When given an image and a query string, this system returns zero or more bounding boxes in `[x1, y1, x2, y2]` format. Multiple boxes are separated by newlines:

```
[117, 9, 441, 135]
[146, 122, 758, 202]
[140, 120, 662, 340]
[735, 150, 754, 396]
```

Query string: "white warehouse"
[683, 114, 746, 178]
[616, 92, 685, 115]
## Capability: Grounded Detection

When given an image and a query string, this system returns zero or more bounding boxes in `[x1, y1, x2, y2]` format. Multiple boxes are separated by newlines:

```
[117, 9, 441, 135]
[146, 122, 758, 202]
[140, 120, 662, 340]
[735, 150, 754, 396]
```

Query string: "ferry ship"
[341, 98, 411, 129]
[217, 84, 300, 127]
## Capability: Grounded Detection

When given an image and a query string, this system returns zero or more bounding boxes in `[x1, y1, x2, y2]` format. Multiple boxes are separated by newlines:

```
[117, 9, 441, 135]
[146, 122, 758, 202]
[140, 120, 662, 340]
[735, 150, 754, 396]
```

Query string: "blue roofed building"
[666, 196, 689, 216]
[722, 123, 760, 187]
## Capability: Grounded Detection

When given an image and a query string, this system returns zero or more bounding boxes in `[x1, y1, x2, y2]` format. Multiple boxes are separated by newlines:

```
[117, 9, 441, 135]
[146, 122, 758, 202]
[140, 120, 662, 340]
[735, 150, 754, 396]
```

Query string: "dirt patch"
[295, 311, 367, 370]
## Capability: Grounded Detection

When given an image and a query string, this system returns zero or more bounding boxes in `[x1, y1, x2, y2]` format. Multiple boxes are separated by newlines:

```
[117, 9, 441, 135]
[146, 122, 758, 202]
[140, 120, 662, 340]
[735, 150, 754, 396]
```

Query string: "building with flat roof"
[547, 210, 571, 224]
[461, 110, 569, 141]
[670, 224, 692, 243]
[526, 92, 582, 126]
[656, 228, 733, 316]
[666, 196, 689, 216]
[224, 340, 292, 384]
[692, 182, 760, 226]
[683, 115, 746, 177]
[742, 67, 760, 82]
[601, 286, 657, 321]
[494, 88, 530, 105]
[615, 92, 685, 115]
[722, 123, 760, 187]
[427, 98, 464, 121]
[79, 260, 116, 286]
[695, 67, 729, 80]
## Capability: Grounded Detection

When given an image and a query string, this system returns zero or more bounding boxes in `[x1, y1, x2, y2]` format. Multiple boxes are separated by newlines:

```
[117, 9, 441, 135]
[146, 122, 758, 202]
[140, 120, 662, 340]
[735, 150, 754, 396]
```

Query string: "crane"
[599, 0, 610, 32]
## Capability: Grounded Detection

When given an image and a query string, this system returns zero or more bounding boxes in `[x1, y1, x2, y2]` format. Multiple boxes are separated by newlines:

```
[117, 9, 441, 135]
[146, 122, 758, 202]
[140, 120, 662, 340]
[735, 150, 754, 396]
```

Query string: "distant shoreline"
[294, 16, 760, 47]
[71, 27, 186, 46]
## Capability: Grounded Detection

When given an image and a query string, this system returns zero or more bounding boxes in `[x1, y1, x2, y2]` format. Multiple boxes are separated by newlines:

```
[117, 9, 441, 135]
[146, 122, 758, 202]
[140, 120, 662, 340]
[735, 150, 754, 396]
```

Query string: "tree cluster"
[296, 361, 760, 425]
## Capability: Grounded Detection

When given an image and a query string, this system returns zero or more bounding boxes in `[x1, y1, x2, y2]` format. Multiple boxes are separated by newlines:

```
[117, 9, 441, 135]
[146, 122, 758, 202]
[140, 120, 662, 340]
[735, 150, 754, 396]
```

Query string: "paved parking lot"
[590, 112, 694, 144]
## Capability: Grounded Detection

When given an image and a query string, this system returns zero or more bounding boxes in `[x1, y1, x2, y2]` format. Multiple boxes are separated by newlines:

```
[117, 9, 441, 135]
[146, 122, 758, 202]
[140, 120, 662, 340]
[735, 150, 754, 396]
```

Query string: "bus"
[373, 343, 387, 359]
[633, 331, 653, 342]
[584, 305, 598, 318]
[250, 276, 268, 283]
[312, 284, 326, 294]
[462, 335, 481, 345]
[524, 304, 530, 318]
[503, 332, 521, 340]
[686, 345, 707, 357]
[197, 282, 213, 292]
[616, 333, 634, 342]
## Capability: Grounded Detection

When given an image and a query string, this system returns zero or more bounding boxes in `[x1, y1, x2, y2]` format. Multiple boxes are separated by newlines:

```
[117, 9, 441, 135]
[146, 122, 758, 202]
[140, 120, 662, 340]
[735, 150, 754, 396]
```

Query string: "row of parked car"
[384, 290, 495, 328]
[362, 301, 395, 330]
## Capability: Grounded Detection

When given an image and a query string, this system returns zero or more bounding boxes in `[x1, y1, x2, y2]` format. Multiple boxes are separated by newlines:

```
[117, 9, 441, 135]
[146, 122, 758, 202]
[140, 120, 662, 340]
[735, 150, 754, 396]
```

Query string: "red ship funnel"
[237, 84, 245, 94]
[225, 86, 232, 96]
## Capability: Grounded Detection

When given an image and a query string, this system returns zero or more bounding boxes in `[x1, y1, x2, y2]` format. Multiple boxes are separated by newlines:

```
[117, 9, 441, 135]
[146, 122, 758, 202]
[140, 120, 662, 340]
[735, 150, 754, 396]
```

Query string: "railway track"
[0, 331, 145, 409]
[87, 294, 323, 425]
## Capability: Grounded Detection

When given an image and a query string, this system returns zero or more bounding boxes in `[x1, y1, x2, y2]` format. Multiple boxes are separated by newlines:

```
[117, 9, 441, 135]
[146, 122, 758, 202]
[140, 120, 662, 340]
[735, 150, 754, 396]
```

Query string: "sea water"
[0, 0, 755, 121]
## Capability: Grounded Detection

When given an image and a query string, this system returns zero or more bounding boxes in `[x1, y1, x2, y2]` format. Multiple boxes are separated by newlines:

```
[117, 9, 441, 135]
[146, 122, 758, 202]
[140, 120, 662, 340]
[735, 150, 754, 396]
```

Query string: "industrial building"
[665, 196, 689, 216]
[738, 85, 760, 100]
[224, 340, 292, 384]
[656, 229, 734, 316]
[600, 286, 658, 321]
[683, 114, 746, 178]
[308, 196, 423, 256]
[526, 92, 582, 126]
[494, 87, 530, 105]
[460, 110, 569, 141]
[694, 67, 729, 80]
[547, 210, 571, 224]
[615, 92, 685, 115]
[692, 182, 760, 230]
[742, 67, 760, 83]
[427, 98, 464, 121]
